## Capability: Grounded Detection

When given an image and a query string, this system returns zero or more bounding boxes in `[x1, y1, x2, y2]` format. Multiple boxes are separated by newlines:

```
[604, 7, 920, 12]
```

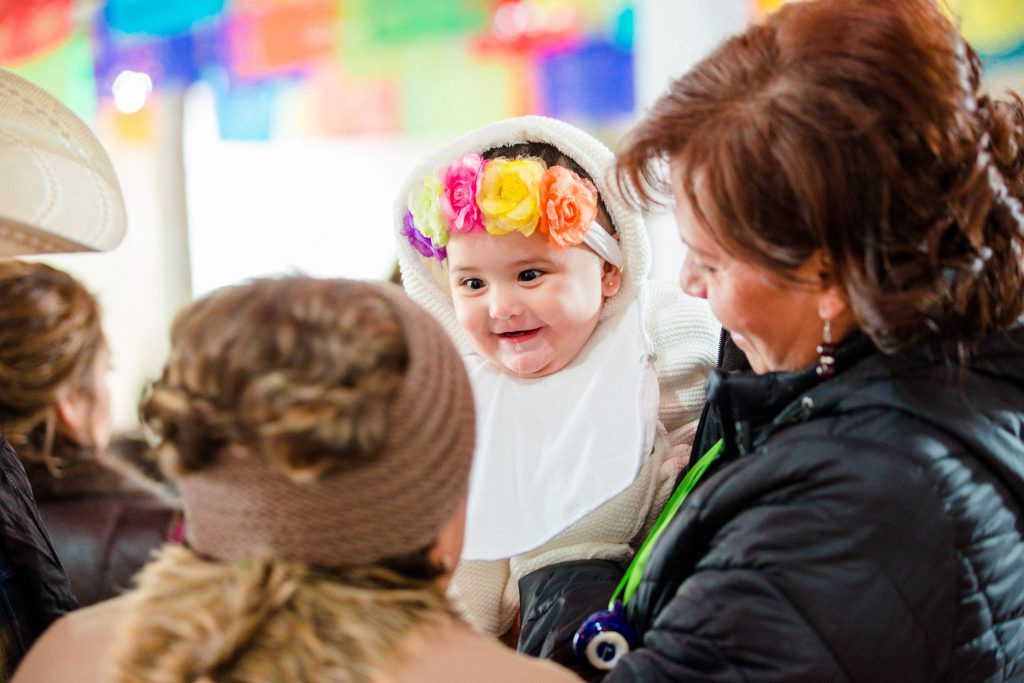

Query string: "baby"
[394, 116, 718, 640]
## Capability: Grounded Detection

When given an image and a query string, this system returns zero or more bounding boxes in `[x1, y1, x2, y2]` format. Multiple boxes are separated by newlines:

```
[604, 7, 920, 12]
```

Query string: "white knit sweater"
[450, 281, 719, 635]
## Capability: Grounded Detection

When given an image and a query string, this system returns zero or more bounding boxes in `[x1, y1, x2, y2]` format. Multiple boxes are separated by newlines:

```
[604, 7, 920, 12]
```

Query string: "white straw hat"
[0, 69, 126, 256]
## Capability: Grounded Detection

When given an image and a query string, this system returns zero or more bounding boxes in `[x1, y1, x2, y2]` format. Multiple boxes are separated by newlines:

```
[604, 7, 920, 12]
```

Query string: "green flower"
[408, 173, 448, 247]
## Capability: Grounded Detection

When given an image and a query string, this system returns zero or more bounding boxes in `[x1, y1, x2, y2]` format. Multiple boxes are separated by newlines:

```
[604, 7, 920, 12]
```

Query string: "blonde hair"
[0, 260, 103, 472]
[112, 546, 455, 683]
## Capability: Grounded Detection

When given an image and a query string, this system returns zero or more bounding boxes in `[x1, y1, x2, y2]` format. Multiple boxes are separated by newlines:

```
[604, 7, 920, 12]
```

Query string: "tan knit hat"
[172, 279, 476, 568]
[0, 69, 126, 255]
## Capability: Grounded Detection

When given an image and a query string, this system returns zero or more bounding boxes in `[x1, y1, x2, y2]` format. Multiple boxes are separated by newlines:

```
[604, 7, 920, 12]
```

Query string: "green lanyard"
[610, 438, 723, 608]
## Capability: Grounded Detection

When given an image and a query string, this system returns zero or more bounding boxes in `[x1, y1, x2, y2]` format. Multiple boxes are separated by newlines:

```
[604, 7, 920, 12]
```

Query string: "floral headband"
[402, 153, 623, 268]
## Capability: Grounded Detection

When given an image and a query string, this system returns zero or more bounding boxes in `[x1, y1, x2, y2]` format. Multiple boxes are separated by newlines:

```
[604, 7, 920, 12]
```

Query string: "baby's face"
[447, 229, 618, 378]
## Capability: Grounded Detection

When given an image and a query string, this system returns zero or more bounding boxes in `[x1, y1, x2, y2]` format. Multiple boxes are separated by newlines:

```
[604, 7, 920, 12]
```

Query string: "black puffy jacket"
[517, 332, 747, 674]
[604, 328, 1024, 681]
[0, 436, 77, 679]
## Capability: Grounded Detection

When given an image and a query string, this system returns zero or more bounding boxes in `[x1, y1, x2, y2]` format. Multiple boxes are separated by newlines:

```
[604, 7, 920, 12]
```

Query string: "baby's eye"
[518, 269, 543, 282]
[461, 278, 485, 291]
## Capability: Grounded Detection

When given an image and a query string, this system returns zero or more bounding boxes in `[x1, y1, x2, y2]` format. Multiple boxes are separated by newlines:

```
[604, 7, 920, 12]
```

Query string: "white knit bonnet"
[394, 115, 651, 351]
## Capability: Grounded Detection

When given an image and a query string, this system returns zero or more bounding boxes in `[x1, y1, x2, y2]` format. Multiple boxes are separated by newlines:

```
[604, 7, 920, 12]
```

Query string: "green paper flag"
[400, 42, 523, 138]
[358, 0, 487, 44]
[6, 30, 97, 123]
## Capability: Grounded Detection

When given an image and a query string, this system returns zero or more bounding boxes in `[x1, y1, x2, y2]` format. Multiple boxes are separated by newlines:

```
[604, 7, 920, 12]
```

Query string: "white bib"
[461, 294, 659, 560]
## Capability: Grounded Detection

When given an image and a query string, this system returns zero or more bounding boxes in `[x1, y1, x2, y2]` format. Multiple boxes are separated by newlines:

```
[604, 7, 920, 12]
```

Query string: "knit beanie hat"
[167, 278, 475, 568]
[394, 115, 651, 351]
[0, 69, 126, 255]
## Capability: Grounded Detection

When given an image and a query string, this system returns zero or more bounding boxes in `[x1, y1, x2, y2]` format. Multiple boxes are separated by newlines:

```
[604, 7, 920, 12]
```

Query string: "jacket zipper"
[2, 465, 66, 572]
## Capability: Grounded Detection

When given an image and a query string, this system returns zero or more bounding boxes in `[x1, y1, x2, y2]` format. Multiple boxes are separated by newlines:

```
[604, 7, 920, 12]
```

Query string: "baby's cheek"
[453, 303, 488, 353]
[451, 298, 474, 328]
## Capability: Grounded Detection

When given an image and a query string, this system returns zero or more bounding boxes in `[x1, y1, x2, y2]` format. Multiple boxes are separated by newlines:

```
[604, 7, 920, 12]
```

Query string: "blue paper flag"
[538, 38, 634, 123]
[205, 68, 283, 140]
[104, 0, 226, 37]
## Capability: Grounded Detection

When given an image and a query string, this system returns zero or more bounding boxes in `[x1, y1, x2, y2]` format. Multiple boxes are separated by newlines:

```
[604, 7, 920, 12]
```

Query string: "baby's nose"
[488, 288, 524, 320]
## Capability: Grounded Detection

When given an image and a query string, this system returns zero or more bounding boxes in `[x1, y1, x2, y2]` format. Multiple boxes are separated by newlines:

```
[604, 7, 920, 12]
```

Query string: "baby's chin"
[491, 348, 567, 378]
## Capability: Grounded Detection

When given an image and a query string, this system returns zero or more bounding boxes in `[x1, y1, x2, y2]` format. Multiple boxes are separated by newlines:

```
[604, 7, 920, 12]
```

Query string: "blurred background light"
[111, 68, 151, 112]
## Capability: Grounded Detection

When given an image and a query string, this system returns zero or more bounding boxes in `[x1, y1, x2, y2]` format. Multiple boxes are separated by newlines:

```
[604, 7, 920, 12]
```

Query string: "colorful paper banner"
[206, 68, 285, 140]
[358, 0, 487, 44]
[0, 0, 74, 62]
[227, 0, 340, 78]
[400, 42, 525, 137]
[6, 29, 96, 122]
[312, 65, 400, 136]
[104, 0, 226, 37]
[537, 38, 633, 122]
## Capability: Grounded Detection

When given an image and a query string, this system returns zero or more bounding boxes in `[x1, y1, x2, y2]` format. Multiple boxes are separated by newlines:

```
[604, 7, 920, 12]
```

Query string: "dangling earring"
[815, 318, 836, 378]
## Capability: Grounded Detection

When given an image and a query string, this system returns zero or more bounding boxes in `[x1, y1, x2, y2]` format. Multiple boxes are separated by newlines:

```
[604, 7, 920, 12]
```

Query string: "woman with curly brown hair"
[0, 261, 179, 607]
[14, 276, 579, 682]
[0, 65, 127, 677]
[545, 0, 1024, 680]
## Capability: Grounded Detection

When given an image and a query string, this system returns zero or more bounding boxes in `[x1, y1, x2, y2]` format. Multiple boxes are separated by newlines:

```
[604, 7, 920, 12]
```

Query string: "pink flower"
[440, 153, 485, 234]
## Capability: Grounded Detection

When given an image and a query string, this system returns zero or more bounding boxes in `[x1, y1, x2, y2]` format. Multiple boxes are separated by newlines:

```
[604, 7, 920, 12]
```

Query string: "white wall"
[33, 85, 443, 432]
[30, 93, 193, 433]
[183, 82, 439, 298]
[634, 0, 748, 283]
[39, 85, 448, 432]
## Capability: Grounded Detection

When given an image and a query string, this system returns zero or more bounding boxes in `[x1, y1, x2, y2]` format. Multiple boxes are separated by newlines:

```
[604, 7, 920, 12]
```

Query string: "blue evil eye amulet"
[572, 600, 637, 670]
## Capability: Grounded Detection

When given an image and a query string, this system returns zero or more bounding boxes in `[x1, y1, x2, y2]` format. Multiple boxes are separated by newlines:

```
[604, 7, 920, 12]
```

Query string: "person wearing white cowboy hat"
[394, 115, 721, 652]
[0, 67, 127, 677]
[0, 69, 126, 256]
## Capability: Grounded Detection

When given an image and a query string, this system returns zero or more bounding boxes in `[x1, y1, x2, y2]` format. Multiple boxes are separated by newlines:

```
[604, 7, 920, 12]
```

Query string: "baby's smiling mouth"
[497, 328, 540, 340]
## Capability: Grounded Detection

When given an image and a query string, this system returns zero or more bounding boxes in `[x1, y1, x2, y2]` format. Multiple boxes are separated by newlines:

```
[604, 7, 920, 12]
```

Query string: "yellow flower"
[408, 173, 448, 247]
[478, 158, 546, 236]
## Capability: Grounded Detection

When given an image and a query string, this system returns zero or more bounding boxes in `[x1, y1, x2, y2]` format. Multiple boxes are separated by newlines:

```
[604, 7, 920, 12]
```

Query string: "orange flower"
[538, 166, 599, 250]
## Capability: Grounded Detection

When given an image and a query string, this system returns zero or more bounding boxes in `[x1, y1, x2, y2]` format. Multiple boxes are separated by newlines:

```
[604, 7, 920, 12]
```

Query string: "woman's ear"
[429, 495, 467, 590]
[809, 251, 850, 321]
[602, 263, 622, 298]
[816, 269, 857, 338]
[54, 389, 90, 444]
[817, 285, 849, 322]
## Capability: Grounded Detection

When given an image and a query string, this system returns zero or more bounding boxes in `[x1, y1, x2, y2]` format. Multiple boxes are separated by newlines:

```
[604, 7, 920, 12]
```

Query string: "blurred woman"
[560, 0, 1024, 679]
[0, 64, 127, 677]
[14, 276, 579, 682]
[0, 261, 179, 606]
